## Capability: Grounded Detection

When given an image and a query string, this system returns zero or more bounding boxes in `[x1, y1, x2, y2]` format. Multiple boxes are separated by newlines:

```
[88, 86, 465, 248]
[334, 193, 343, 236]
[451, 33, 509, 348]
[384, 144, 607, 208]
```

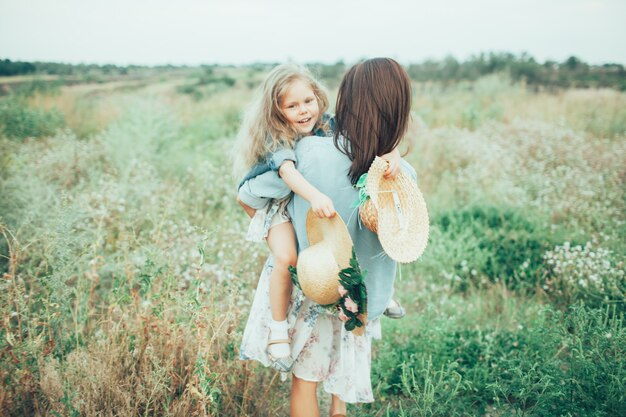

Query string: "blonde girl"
[235, 64, 336, 369]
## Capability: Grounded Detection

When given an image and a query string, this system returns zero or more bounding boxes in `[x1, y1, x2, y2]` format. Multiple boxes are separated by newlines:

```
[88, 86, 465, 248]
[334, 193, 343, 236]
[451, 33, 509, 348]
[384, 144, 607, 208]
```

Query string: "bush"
[543, 241, 625, 313]
[10, 79, 62, 97]
[176, 71, 237, 100]
[363, 303, 626, 417]
[434, 205, 561, 291]
[0, 98, 65, 140]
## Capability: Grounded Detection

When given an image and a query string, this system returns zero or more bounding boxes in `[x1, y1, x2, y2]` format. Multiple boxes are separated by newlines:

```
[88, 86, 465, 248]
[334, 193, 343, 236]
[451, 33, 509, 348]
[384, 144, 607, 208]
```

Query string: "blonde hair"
[234, 64, 329, 175]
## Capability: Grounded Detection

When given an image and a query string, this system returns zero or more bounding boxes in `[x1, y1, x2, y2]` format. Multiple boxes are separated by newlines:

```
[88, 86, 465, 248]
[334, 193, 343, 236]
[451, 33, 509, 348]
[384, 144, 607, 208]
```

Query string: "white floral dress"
[239, 256, 382, 403]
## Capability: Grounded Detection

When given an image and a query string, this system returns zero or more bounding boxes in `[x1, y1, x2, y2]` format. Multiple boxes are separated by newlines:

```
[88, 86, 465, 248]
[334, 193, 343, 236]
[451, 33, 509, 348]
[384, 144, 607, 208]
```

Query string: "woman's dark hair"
[334, 57, 412, 184]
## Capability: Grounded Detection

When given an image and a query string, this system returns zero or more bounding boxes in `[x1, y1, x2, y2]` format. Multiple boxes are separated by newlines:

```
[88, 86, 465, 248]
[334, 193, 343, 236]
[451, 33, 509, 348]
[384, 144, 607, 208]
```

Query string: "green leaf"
[289, 265, 301, 291]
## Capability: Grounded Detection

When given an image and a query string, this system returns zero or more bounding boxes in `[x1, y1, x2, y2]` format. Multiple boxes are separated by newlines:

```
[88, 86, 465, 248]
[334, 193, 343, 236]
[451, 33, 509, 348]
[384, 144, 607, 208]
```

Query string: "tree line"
[1, 53, 624, 90]
[406, 52, 626, 90]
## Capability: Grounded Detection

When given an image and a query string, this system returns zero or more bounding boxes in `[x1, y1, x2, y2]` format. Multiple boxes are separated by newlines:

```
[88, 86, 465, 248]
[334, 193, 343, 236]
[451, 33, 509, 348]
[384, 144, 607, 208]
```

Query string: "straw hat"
[360, 157, 429, 263]
[297, 209, 353, 305]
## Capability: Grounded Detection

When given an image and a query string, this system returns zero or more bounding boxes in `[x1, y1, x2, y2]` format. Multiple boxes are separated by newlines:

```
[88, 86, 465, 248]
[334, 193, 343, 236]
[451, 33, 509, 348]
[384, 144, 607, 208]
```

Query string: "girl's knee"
[274, 251, 297, 269]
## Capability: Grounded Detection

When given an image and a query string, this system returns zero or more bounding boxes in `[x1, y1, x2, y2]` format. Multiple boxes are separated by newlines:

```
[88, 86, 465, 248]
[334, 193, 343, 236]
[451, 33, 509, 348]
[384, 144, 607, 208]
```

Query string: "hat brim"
[296, 210, 354, 305]
[366, 157, 429, 263]
[305, 210, 353, 270]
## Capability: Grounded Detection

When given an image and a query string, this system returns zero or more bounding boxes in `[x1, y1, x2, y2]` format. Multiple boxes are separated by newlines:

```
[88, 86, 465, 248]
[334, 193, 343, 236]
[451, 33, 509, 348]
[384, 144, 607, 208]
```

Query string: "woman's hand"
[380, 147, 401, 179]
[309, 192, 336, 218]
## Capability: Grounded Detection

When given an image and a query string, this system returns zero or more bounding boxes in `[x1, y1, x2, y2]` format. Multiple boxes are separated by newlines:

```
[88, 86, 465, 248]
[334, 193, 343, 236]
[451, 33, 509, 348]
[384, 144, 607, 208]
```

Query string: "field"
[0, 67, 625, 416]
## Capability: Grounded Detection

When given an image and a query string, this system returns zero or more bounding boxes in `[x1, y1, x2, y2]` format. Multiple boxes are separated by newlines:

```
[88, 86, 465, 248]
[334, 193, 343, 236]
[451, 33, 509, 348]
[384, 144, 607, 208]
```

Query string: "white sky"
[1, 0, 625, 66]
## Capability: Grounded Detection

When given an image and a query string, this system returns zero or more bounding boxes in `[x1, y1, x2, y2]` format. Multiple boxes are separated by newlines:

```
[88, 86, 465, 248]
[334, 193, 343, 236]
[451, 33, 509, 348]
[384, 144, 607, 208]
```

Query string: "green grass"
[0, 71, 624, 416]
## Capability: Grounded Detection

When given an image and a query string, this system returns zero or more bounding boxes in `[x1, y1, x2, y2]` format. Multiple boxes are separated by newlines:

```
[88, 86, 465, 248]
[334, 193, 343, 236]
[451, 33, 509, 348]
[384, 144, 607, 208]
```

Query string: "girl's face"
[279, 79, 320, 135]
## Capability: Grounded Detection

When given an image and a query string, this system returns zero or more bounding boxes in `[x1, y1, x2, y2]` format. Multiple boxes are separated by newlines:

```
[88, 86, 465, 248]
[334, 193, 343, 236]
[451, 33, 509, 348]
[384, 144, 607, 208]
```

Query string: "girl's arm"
[380, 147, 401, 179]
[237, 170, 291, 210]
[279, 161, 336, 218]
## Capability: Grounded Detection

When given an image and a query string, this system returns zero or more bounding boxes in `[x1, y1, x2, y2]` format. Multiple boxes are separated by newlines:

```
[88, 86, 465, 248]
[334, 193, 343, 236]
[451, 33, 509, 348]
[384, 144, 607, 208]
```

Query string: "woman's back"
[287, 135, 416, 320]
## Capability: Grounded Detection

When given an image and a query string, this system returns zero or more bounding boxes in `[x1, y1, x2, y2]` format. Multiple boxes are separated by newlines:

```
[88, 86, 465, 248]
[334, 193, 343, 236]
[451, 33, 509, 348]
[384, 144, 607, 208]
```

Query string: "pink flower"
[337, 306, 349, 322]
[344, 297, 358, 313]
[338, 284, 348, 297]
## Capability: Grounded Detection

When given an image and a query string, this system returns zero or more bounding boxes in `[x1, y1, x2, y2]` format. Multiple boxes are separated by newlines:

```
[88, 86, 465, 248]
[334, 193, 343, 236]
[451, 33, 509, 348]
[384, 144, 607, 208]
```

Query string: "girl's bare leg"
[291, 375, 319, 417]
[266, 222, 297, 358]
[266, 222, 297, 321]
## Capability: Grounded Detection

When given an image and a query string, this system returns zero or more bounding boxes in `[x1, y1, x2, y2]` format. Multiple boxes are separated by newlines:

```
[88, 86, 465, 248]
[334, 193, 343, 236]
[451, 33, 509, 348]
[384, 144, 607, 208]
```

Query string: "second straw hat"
[296, 209, 354, 305]
[360, 157, 429, 263]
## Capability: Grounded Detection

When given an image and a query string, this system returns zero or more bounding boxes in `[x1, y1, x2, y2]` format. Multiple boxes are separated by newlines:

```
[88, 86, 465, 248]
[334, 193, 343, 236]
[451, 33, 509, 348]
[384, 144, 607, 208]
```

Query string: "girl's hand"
[310, 192, 336, 218]
[380, 148, 401, 179]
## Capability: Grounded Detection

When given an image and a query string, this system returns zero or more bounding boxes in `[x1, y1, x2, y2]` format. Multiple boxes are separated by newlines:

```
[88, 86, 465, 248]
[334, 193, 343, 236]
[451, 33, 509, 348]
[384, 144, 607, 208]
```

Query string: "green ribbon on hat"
[352, 172, 370, 209]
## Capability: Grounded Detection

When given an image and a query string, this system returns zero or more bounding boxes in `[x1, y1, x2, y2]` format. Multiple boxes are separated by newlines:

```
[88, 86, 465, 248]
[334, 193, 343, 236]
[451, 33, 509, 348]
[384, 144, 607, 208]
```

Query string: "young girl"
[235, 64, 337, 369]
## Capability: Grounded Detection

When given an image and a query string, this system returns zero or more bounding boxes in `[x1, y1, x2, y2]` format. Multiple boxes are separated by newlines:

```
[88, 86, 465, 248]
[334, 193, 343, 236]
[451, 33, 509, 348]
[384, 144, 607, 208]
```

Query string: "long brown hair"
[334, 58, 412, 184]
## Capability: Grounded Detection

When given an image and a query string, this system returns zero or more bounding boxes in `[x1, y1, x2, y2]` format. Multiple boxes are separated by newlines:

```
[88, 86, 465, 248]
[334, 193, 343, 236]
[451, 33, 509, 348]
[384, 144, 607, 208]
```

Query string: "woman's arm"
[279, 161, 336, 218]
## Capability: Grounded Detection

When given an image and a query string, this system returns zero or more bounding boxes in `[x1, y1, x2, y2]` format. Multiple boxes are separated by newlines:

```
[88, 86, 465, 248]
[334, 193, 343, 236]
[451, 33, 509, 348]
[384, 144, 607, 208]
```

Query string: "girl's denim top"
[237, 114, 335, 189]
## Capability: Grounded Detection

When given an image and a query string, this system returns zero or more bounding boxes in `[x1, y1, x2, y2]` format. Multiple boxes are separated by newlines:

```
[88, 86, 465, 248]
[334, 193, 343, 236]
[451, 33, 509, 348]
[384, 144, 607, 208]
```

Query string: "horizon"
[1, 50, 624, 68]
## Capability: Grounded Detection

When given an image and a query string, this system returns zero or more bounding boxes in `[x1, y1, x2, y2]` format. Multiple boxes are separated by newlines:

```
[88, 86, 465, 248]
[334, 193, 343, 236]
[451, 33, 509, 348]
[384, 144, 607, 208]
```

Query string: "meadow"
[0, 66, 625, 416]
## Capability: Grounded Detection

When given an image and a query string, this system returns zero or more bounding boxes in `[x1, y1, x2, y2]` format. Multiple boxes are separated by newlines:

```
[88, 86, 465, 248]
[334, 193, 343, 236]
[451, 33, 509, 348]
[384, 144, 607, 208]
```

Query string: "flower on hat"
[344, 296, 358, 313]
[337, 306, 349, 322]
[338, 284, 348, 297]
[290, 247, 368, 334]
[336, 248, 368, 333]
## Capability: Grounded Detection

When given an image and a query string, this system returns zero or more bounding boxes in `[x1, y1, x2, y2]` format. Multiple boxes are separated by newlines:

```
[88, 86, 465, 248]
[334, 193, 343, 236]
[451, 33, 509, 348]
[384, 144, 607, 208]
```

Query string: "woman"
[238, 58, 415, 417]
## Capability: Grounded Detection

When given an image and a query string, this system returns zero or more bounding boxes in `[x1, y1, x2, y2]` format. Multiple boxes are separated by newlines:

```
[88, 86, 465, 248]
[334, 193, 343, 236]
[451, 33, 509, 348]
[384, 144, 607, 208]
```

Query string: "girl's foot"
[268, 319, 292, 371]
[383, 298, 405, 319]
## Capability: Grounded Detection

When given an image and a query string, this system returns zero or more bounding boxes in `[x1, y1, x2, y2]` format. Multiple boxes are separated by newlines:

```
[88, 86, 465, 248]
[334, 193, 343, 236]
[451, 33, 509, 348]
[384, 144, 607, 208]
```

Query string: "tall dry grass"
[1, 70, 624, 416]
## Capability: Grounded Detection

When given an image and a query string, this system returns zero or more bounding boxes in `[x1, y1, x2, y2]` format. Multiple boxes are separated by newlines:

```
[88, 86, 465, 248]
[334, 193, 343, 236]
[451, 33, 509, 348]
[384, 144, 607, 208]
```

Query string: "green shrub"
[364, 303, 625, 417]
[0, 98, 65, 140]
[543, 241, 625, 314]
[176, 71, 236, 100]
[434, 205, 561, 291]
[11, 79, 62, 97]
